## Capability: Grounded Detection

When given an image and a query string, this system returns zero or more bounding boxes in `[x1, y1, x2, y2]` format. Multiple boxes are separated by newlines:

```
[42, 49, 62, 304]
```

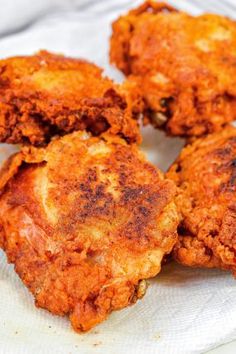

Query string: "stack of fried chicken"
[0, 1, 235, 333]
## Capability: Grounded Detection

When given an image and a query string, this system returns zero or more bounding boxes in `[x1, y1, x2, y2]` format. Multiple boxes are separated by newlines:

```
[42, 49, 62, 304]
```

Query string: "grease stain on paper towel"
[153, 332, 161, 340]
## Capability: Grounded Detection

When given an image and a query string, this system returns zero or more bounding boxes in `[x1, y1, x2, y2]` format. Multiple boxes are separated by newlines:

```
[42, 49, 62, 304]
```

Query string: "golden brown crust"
[0, 51, 140, 146]
[167, 125, 236, 275]
[110, 1, 236, 136]
[0, 131, 179, 332]
[0, 152, 23, 192]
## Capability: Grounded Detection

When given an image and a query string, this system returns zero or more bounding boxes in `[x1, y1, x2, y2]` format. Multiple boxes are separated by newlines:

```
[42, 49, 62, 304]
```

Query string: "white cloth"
[0, 1, 236, 353]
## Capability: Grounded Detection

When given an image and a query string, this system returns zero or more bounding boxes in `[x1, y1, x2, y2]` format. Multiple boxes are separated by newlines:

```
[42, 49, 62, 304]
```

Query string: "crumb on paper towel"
[93, 341, 102, 347]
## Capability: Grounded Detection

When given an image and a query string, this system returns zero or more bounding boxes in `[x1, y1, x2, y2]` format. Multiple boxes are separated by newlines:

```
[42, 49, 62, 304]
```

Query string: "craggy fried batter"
[0, 131, 179, 332]
[0, 51, 140, 146]
[167, 126, 236, 275]
[110, 1, 236, 137]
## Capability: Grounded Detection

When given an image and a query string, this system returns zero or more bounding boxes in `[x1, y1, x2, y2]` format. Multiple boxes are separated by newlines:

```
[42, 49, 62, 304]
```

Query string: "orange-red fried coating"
[0, 51, 140, 146]
[110, 1, 236, 137]
[167, 126, 236, 275]
[0, 131, 179, 332]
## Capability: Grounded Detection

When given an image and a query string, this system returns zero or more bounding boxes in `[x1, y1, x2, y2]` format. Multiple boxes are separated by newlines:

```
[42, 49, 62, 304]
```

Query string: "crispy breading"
[167, 126, 236, 275]
[0, 131, 179, 332]
[110, 1, 236, 137]
[0, 51, 140, 146]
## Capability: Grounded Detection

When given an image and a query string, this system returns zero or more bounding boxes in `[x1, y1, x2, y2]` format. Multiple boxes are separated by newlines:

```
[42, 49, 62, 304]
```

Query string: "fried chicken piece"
[167, 126, 236, 275]
[0, 51, 140, 146]
[110, 1, 236, 137]
[0, 131, 179, 332]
